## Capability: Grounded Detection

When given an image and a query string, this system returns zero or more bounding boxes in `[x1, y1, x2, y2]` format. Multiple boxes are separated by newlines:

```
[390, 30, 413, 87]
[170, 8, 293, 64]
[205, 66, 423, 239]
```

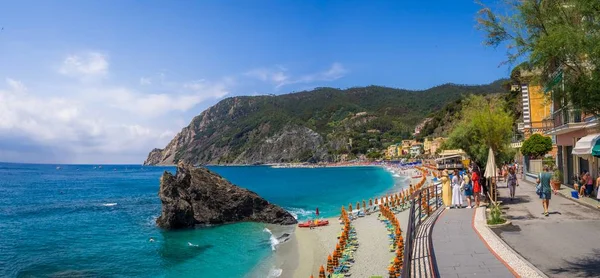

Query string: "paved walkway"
[432, 208, 514, 277]
[494, 178, 600, 278]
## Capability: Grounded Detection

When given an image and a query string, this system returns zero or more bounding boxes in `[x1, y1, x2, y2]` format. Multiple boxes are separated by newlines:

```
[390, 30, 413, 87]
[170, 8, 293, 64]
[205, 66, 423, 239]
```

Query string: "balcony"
[553, 108, 582, 127]
[546, 107, 598, 135]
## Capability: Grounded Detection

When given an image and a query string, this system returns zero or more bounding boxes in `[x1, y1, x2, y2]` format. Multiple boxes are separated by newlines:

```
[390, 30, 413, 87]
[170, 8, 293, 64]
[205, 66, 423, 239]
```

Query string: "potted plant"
[552, 169, 563, 191]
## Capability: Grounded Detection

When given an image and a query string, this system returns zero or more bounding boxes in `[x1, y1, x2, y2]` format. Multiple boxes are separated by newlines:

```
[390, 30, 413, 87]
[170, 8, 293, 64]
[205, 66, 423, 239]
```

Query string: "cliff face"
[156, 163, 297, 229]
[144, 82, 507, 165]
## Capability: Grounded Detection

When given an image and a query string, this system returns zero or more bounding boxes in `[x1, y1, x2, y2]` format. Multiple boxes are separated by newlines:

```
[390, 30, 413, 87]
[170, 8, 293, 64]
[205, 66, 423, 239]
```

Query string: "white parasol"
[484, 147, 496, 179]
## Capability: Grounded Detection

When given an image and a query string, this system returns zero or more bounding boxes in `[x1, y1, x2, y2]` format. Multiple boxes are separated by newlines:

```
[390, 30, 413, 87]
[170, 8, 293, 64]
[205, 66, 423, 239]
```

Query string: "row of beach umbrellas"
[310, 166, 432, 278]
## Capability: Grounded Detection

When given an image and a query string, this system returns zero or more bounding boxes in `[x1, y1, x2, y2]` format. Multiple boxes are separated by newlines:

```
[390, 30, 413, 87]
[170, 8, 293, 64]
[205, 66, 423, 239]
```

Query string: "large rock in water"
[156, 163, 297, 229]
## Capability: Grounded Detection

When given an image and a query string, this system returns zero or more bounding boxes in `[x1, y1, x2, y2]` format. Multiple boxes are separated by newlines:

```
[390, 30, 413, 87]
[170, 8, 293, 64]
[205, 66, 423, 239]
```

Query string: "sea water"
[0, 163, 401, 277]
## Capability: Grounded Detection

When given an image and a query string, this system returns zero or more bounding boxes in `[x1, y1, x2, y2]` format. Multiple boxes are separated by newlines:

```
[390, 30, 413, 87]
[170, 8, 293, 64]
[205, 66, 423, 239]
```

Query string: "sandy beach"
[274, 170, 431, 278]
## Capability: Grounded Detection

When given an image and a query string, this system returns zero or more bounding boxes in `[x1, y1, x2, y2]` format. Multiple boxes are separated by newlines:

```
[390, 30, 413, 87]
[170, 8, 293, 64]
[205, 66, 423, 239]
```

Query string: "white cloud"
[6, 78, 27, 92]
[0, 78, 177, 163]
[245, 63, 347, 89]
[140, 77, 152, 85]
[0, 62, 234, 163]
[59, 52, 108, 79]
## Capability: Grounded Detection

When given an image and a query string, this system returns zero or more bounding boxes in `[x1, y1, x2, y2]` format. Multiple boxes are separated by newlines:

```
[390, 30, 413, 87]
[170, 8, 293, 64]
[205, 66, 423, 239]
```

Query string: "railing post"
[418, 190, 422, 226]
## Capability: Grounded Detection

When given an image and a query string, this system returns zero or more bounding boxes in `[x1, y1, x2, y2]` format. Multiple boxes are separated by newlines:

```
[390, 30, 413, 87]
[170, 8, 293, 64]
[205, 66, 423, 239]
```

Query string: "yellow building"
[522, 84, 552, 138]
[386, 144, 402, 160]
[519, 72, 557, 157]
[423, 138, 432, 154]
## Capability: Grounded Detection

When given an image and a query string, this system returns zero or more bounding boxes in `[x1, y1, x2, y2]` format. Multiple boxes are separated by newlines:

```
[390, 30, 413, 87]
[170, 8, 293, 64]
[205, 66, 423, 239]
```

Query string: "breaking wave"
[263, 228, 280, 251]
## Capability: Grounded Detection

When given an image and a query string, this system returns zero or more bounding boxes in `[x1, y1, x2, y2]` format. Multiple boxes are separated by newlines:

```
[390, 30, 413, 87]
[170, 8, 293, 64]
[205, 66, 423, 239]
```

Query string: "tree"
[521, 133, 553, 158]
[477, 0, 600, 116]
[444, 95, 514, 168]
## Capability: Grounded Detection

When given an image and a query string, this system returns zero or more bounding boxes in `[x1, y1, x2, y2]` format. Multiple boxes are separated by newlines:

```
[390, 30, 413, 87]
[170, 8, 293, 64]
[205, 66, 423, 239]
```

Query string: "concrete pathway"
[494, 179, 600, 278]
[432, 208, 514, 277]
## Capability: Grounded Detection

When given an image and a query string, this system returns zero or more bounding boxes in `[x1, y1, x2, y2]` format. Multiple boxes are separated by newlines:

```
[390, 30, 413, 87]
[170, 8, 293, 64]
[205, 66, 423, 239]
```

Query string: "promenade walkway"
[494, 178, 600, 277]
[432, 208, 514, 277]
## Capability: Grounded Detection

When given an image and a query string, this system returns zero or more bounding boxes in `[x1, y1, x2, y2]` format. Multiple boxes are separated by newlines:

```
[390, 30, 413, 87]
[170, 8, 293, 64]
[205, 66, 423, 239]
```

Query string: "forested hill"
[144, 80, 507, 165]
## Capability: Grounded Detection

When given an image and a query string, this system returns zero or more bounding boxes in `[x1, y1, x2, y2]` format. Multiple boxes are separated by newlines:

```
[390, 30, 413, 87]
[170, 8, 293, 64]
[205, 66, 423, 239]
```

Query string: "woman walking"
[440, 169, 452, 209]
[471, 166, 482, 207]
[536, 166, 553, 216]
[507, 167, 518, 200]
[451, 170, 463, 208]
[462, 171, 473, 208]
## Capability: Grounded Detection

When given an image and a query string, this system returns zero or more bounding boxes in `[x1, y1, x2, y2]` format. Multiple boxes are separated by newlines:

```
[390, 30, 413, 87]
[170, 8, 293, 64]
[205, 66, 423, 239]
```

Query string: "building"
[423, 138, 432, 154]
[435, 149, 467, 171]
[520, 68, 600, 185]
[401, 140, 415, 155]
[546, 101, 599, 185]
[409, 143, 423, 157]
[386, 144, 401, 160]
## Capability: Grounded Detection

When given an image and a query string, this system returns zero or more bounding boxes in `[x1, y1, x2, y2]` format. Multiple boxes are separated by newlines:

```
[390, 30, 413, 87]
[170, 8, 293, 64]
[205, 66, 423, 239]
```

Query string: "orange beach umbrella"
[319, 265, 326, 278]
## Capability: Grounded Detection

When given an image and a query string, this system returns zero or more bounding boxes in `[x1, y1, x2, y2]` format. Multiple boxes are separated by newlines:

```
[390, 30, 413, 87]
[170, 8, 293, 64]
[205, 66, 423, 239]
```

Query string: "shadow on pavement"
[498, 195, 532, 205]
[548, 249, 600, 277]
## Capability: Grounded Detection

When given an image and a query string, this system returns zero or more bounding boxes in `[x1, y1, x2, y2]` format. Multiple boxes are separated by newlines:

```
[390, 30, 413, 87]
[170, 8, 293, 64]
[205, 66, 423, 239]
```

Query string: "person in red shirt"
[472, 166, 482, 208]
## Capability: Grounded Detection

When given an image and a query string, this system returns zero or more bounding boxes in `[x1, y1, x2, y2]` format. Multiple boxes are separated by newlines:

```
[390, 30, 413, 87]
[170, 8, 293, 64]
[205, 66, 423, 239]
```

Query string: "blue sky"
[0, 0, 510, 164]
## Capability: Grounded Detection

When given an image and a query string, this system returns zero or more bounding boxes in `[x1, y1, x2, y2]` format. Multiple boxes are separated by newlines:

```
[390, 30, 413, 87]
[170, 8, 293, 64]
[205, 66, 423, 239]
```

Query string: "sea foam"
[102, 203, 117, 207]
[263, 228, 280, 251]
[285, 207, 313, 220]
[267, 268, 283, 277]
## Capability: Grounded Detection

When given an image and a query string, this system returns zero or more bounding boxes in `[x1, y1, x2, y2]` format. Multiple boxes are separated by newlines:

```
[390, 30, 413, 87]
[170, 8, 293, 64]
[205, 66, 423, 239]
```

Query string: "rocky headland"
[156, 163, 297, 229]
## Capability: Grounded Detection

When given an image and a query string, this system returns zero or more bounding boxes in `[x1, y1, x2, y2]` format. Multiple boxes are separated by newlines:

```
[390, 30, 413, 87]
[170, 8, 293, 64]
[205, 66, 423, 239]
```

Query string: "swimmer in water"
[149, 237, 155, 242]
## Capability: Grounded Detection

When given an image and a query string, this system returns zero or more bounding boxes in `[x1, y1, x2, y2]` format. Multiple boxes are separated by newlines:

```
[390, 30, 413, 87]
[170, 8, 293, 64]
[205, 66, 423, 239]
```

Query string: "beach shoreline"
[272, 166, 429, 277]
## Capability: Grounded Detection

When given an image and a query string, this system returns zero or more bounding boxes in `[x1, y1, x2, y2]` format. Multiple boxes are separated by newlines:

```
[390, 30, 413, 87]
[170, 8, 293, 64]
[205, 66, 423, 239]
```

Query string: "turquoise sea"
[0, 163, 401, 277]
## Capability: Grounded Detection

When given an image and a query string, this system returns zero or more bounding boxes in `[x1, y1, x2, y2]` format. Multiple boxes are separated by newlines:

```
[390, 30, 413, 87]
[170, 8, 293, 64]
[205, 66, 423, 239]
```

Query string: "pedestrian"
[507, 167, 518, 200]
[462, 170, 473, 208]
[451, 170, 463, 208]
[536, 165, 553, 216]
[585, 171, 594, 197]
[578, 170, 590, 197]
[596, 170, 600, 201]
[472, 166, 482, 207]
[503, 165, 509, 182]
[440, 169, 452, 209]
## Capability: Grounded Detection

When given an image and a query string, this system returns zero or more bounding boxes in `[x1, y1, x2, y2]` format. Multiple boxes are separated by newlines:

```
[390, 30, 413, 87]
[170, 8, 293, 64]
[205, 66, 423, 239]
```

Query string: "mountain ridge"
[144, 80, 507, 165]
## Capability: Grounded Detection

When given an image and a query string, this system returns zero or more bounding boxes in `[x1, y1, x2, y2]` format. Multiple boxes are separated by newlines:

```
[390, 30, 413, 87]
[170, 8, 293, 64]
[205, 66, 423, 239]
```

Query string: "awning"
[572, 133, 600, 157]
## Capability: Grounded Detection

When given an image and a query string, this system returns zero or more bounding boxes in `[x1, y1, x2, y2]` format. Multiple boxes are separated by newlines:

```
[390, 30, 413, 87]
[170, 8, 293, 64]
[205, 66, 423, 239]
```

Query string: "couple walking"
[440, 168, 482, 209]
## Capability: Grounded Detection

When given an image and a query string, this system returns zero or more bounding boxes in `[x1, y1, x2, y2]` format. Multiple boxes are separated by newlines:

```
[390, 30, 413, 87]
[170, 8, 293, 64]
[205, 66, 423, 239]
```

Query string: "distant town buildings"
[385, 137, 446, 160]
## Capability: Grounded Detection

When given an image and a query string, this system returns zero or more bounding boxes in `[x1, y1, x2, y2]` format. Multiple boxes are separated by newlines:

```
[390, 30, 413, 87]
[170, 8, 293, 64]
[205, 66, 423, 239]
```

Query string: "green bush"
[521, 134, 553, 159]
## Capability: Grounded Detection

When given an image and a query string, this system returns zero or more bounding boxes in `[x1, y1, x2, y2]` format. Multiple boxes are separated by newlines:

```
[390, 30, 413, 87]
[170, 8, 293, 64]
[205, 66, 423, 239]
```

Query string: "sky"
[0, 0, 511, 164]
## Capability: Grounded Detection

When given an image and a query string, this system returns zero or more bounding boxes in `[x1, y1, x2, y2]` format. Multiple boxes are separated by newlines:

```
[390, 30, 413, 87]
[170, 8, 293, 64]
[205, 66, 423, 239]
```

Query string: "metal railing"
[552, 107, 582, 128]
[401, 181, 441, 278]
[436, 163, 463, 170]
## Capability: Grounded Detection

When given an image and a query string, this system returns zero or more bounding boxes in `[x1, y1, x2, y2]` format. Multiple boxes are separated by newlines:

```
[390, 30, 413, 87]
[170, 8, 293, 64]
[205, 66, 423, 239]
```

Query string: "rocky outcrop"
[156, 163, 297, 229]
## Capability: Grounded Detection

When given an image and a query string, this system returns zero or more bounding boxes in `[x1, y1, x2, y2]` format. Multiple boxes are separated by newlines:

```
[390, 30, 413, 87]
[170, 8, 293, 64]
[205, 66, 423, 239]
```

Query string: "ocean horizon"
[0, 163, 406, 277]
